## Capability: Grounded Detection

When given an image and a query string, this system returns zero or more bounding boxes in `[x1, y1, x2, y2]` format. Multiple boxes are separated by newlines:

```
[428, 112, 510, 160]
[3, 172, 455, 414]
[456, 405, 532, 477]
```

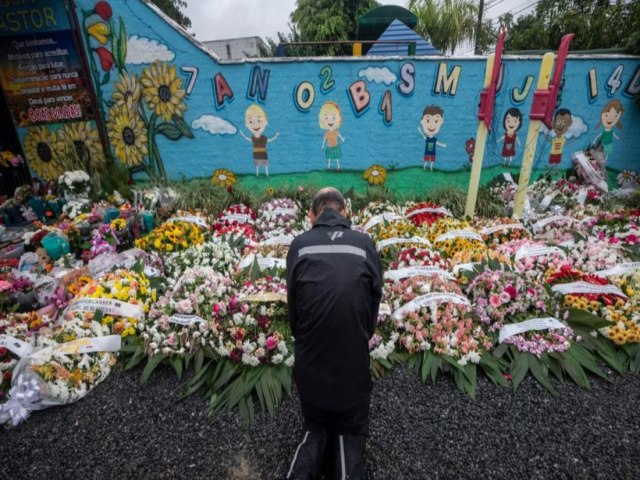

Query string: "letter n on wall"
[247, 65, 270, 103]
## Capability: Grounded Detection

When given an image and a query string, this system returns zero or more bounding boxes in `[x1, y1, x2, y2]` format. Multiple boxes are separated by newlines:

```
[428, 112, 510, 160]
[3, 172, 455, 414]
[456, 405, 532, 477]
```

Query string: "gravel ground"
[2, 365, 640, 480]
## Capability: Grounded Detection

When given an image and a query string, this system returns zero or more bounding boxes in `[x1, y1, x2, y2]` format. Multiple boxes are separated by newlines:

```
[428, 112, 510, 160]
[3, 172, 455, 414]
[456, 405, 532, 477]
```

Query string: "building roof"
[366, 19, 440, 56]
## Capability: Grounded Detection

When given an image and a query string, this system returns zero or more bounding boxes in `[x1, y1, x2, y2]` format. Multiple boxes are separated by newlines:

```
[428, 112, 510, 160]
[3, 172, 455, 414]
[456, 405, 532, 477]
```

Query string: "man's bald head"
[311, 187, 346, 217]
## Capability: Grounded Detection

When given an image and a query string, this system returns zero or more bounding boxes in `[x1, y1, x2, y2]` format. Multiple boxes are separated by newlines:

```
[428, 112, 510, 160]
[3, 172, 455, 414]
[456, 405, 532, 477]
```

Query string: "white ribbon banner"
[393, 292, 470, 320]
[499, 317, 567, 343]
[264, 207, 298, 216]
[68, 298, 143, 319]
[532, 215, 575, 233]
[34, 335, 122, 357]
[576, 189, 588, 206]
[376, 236, 431, 251]
[384, 266, 454, 281]
[363, 213, 403, 231]
[168, 216, 208, 228]
[574, 151, 608, 192]
[551, 281, 627, 298]
[514, 245, 566, 262]
[405, 207, 452, 218]
[452, 262, 480, 274]
[238, 254, 287, 270]
[597, 262, 640, 277]
[169, 314, 205, 326]
[539, 191, 560, 211]
[480, 223, 528, 236]
[435, 230, 483, 243]
[220, 213, 254, 224]
[0, 335, 33, 357]
[263, 235, 295, 246]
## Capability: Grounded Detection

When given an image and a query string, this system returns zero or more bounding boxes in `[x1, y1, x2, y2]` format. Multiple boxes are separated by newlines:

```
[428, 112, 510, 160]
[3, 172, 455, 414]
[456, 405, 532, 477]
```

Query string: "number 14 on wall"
[587, 64, 640, 101]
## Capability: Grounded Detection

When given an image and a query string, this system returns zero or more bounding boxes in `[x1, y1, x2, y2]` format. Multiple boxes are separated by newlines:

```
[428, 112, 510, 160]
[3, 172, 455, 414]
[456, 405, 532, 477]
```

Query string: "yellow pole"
[464, 53, 495, 218]
[512, 53, 555, 218]
[352, 42, 362, 56]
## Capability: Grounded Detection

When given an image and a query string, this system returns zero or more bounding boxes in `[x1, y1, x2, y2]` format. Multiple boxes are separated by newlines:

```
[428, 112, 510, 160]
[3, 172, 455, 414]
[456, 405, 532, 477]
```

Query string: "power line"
[486, 0, 508, 10]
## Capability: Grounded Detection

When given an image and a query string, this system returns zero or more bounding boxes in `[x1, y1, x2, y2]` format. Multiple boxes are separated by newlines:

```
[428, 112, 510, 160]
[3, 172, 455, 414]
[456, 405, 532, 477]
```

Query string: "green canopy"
[357, 5, 418, 41]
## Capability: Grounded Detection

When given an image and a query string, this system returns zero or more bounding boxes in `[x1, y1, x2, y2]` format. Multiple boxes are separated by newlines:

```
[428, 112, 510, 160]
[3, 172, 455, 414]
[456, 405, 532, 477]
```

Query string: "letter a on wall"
[213, 72, 234, 109]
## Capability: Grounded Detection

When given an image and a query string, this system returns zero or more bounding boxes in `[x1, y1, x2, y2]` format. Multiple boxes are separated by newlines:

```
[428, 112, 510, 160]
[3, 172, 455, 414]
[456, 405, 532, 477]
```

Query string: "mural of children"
[418, 105, 446, 171]
[497, 107, 522, 166]
[594, 99, 624, 161]
[240, 104, 280, 177]
[546, 108, 573, 169]
[319, 101, 345, 171]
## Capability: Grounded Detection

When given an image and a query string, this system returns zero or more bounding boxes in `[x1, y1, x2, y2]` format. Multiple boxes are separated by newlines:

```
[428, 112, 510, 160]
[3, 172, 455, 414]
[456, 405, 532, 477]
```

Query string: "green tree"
[499, 0, 637, 52]
[409, 0, 479, 55]
[270, 0, 378, 56]
[150, 0, 191, 30]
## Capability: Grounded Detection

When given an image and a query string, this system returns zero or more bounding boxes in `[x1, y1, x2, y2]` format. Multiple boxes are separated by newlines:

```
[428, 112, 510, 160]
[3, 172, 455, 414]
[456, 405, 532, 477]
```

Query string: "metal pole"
[474, 0, 485, 55]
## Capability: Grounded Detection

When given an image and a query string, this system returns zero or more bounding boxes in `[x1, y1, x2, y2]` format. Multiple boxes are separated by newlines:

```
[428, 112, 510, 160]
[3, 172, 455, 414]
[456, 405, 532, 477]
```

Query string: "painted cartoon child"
[240, 104, 280, 177]
[497, 107, 522, 166]
[418, 105, 446, 171]
[594, 99, 624, 161]
[547, 108, 573, 168]
[319, 101, 345, 171]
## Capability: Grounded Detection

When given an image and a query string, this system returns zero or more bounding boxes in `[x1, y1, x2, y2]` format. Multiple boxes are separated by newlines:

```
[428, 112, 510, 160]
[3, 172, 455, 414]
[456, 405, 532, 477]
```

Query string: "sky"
[184, 0, 535, 55]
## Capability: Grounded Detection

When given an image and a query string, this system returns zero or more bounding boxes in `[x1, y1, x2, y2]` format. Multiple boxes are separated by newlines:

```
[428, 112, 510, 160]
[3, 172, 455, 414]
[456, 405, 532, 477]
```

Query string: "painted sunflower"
[107, 104, 148, 166]
[140, 61, 186, 121]
[363, 164, 387, 185]
[212, 168, 237, 187]
[23, 126, 63, 180]
[58, 122, 105, 166]
[112, 71, 142, 111]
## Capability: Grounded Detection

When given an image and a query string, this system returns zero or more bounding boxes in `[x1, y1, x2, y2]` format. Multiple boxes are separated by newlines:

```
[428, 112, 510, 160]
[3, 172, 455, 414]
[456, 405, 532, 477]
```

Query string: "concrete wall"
[3, 0, 640, 189]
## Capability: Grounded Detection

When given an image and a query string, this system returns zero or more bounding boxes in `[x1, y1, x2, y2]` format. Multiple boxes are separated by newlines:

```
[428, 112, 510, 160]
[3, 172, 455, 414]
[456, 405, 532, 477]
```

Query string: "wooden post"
[512, 53, 555, 218]
[464, 54, 494, 217]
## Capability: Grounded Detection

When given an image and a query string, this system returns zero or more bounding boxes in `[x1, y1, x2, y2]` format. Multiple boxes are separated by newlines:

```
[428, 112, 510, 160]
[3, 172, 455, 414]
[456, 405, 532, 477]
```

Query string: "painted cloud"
[126, 35, 175, 64]
[358, 66, 397, 85]
[192, 115, 237, 136]
[540, 114, 588, 140]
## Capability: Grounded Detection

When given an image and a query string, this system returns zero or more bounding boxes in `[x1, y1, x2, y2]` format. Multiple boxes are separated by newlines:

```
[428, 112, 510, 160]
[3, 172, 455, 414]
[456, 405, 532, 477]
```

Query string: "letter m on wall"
[433, 62, 461, 96]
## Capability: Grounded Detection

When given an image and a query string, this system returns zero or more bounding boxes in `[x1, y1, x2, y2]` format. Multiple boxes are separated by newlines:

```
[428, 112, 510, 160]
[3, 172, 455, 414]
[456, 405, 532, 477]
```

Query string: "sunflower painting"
[363, 164, 387, 186]
[212, 168, 237, 187]
[58, 121, 106, 167]
[107, 104, 148, 166]
[82, 12, 194, 180]
[140, 62, 187, 121]
[23, 126, 64, 181]
[112, 72, 142, 111]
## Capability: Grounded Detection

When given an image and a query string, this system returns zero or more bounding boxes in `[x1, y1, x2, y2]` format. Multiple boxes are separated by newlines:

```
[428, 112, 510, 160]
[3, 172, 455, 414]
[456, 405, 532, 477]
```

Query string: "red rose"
[227, 186, 233, 193]
[96, 47, 114, 71]
[0, 346, 7, 357]
[3, 370, 11, 381]
[95, 1, 112, 21]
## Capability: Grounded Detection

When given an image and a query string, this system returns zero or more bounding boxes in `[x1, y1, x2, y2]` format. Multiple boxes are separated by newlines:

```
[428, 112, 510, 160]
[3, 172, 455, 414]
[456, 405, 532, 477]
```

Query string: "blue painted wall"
[6, 0, 640, 183]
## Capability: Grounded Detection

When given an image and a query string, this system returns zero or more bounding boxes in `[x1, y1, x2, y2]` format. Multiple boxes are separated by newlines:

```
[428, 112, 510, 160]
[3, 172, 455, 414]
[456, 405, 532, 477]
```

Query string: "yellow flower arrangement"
[140, 61, 187, 121]
[212, 168, 237, 187]
[23, 126, 63, 180]
[107, 104, 148, 166]
[74, 269, 156, 337]
[135, 221, 205, 253]
[425, 218, 471, 243]
[110, 218, 127, 232]
[363, 164, 387, 185]
[600, 303, 640, 345]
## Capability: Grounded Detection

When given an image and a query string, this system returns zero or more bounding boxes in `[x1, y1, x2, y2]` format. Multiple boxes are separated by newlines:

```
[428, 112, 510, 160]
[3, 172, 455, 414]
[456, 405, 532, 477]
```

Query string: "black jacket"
[286, 208, 383, 412]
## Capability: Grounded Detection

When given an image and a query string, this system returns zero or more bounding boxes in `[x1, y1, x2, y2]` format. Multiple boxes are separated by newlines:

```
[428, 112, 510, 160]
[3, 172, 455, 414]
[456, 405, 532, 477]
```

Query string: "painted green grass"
[234, 164, 588, 199]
